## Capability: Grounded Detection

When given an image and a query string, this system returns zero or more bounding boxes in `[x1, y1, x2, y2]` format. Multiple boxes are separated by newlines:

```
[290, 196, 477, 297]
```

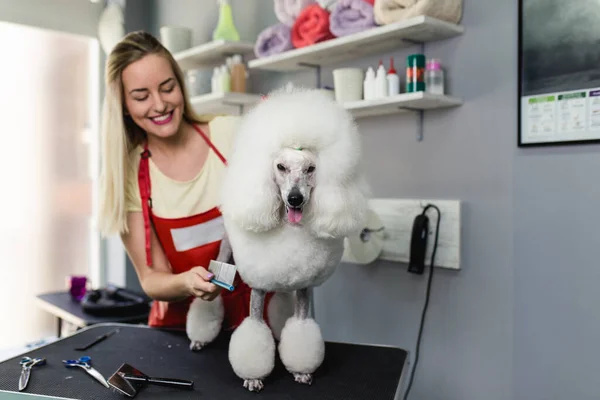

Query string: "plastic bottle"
[211, 66, 221, 93]
[220, 64, 231, 93]
[363, 67, 375, 100]
[425, 58, 445, 95]
[386, 57, 400, 96]
[212, 0, 240, 42]
[374, 60, 387, 98]
[230, 54, 247, 93]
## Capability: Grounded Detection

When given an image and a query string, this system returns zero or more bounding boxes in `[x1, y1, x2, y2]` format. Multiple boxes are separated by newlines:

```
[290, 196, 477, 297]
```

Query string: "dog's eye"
[306, 166, 315, 173]
[277, 163, 286, 171]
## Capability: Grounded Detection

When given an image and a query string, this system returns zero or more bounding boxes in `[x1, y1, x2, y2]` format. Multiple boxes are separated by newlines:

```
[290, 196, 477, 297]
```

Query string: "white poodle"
[217, 88, 370, 392]
[185, 88, 369, 391]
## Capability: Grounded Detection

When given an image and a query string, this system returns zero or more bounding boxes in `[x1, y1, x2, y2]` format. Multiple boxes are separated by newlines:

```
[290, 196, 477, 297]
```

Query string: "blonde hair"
[98, 31, 205, 236]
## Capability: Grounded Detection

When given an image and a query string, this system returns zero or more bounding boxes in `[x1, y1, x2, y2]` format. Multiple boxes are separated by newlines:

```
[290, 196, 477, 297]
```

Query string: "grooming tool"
[208, 259, 237, 291]
[62, 356, 109, 388]
[108, 363, 194, 397]
[75, 328, 119, 351]
[18, 356, 46, 391]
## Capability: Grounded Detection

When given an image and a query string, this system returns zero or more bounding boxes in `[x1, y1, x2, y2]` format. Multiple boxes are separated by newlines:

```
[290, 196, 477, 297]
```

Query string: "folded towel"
[292, 4, 336, 48]
[254, 23, 294, 58]
[329, 0, 377, 37]
[275, 0, 317, 27]
[373, 0, 462, 25]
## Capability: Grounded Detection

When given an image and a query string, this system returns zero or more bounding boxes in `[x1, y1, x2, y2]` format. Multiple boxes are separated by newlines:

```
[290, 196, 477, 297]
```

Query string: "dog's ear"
[307, 172, 370, 239]
[220, 154, 282, 233]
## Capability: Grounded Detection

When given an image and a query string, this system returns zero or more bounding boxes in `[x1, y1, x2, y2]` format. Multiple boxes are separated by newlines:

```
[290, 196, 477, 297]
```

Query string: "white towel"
[373, 0, 462, 25]
[274, 0, 317, 27]
[317, 0, 338, 11]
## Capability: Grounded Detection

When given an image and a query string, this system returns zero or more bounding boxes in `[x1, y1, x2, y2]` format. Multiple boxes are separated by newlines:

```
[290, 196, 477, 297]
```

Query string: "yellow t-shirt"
[125, 115, 239, 218]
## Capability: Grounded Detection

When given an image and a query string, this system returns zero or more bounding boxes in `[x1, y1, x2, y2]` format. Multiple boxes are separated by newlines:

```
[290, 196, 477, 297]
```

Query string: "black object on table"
[35, 291, 150, 338]
[0, 323, 409, 399]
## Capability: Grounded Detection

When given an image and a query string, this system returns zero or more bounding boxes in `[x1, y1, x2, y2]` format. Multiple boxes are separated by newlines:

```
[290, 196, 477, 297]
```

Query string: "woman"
[98, 31, 268, 331]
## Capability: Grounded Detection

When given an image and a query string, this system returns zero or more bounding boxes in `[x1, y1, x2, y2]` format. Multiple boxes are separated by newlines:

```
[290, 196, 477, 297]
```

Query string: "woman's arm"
[120, 212, 221, 302]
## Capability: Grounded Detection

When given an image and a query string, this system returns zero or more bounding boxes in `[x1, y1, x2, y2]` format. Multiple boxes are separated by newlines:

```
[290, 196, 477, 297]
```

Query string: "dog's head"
[273, 147, 317, 225]
[219, 88, 370, 237]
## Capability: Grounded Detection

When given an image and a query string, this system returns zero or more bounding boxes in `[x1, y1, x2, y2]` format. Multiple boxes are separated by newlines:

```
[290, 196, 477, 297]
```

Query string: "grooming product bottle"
[425, 58, 444, 95]
[220, 64, 231, 92]
[363, 66, 375, 100]
[406, 54, 425, 92]
[212, 0, 240, 41]
[230, 54, 247, 93]
[386, 57, 399, 96]
[211, 66, 221, 93]
[374, 60, 388, 98]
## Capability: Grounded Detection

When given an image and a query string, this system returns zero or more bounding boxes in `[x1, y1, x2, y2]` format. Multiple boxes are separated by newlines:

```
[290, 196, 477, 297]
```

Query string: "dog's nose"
[287, 188, 304, 207]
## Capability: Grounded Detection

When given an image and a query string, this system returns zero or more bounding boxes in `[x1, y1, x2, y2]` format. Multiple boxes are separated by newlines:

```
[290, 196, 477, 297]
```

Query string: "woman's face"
[122, 53, 185, 139]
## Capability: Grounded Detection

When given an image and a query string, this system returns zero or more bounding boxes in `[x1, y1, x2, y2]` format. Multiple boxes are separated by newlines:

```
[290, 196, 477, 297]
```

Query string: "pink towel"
[329, 0, 377, 37]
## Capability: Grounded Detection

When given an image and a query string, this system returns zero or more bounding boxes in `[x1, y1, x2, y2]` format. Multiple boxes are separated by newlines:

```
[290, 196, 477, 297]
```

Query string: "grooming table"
[0, 323, 408, 400]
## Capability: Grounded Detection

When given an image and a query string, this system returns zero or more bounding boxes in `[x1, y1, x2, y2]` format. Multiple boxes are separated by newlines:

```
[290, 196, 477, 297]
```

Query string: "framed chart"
[518, 0, 600, 147]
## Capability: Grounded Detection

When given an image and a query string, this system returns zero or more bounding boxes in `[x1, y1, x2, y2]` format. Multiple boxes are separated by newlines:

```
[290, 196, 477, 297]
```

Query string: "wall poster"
[518, 0, 600, 147]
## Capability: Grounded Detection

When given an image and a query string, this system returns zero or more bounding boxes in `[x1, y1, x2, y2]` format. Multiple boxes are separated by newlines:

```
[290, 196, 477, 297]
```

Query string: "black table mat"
[0, 323, 407, 399]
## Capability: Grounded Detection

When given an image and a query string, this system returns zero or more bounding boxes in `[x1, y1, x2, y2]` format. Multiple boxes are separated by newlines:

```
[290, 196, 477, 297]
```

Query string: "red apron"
[137, 124, 272, 330]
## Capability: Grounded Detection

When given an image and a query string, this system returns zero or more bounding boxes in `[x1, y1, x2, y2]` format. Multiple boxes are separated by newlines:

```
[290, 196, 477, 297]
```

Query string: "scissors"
[62, 356, 109, 388]
[19, 356, 46, 391]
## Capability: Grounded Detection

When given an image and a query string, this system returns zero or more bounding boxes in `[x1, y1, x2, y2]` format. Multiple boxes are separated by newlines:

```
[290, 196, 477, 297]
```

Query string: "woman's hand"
[184, 267, 222, 301]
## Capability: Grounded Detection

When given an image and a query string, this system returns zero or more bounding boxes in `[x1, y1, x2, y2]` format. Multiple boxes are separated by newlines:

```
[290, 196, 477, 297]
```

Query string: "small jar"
[425, 59, 445, 95]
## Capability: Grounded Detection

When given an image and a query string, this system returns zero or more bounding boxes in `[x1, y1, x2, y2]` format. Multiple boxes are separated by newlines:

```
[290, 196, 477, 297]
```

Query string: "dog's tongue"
[287, 208, 303, 223]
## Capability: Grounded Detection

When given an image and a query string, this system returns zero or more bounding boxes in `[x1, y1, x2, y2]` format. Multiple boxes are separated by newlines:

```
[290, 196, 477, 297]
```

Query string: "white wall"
[0, 0, 104, 37]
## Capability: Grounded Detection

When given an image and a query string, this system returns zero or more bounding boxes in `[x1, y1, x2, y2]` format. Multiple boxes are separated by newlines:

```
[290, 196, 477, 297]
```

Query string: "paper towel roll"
[341, 209, 385, 264]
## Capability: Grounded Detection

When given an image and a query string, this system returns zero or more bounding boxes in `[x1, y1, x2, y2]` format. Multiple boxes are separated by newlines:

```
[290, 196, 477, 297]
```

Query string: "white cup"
[160, 26, 192, 53]
[333, 68, 364, 103]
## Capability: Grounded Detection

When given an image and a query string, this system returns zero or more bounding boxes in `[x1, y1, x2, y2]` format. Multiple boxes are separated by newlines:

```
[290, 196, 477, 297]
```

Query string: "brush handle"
[122, 374, 194, 390]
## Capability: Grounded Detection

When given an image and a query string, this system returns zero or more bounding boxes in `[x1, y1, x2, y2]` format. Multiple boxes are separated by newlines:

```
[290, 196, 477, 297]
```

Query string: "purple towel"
[274, 0, 317, 27]
[254, 23, 294, 58]
[329, 0, 377, 37]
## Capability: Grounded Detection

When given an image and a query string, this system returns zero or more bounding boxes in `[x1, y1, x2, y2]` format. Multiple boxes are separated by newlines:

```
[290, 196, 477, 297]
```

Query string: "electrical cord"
[403, 203, 441, 400]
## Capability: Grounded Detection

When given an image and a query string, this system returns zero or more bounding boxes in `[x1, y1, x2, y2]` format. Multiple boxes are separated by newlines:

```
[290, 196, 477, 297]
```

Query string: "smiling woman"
[97, 31, 282, 338]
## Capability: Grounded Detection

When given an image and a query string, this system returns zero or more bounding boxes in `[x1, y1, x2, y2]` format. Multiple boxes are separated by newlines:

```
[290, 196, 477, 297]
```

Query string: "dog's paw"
[243, 379, 264, 392]
[293, 373, 313, 385]
[189, 340, 206, 351]
[186, 296, 224, 347]
[279, 317, 325, 376]
[228, 317, 275, 382]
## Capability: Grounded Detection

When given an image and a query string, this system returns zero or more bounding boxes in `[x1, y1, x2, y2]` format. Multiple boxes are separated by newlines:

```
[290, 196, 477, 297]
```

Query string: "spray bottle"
[212, 0, 240, 42]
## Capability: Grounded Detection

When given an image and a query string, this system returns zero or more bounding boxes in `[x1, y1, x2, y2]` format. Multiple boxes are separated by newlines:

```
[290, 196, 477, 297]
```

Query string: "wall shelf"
[174, 40, 255, 70]
[248, 16, 463, 72]
[343, 92, 462, 118]
[190, 92, 261, 115]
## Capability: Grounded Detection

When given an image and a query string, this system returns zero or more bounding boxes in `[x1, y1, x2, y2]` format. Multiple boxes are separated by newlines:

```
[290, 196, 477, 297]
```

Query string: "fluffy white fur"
[186, 296, 224, 351]
[228, 318, 276, 390]
[220, 88, 370, 292]
[220, 88, 370, 392]
[278, 316, 325, 382]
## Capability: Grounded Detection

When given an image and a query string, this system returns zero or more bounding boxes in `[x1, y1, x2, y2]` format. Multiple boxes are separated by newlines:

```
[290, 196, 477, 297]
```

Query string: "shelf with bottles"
[343, 92, 462, 118]
[334, 54, 460, 117]
[173, 40, 255, 71]
[190, 92, 261, 115]
[248, 16, 463, 72]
